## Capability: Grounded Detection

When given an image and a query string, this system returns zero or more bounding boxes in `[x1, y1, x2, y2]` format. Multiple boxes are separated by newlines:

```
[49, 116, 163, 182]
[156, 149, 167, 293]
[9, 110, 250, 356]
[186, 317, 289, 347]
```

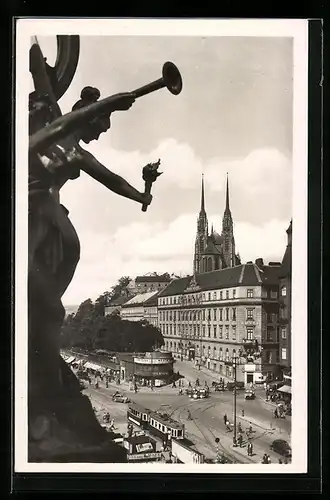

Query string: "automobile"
[213, 383, 225, 392]
[226, 381, 244, 391]
[245, 390, 256, 400]
[112, 393, 130, 403]
[192, 388, 209, 399]
[270, 439, 292, 458]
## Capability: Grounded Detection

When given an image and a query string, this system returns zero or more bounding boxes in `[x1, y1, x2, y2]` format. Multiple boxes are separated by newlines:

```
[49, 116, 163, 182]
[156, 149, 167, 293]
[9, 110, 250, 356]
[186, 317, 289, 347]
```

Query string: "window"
[226, 290, 229, 299]
[232, 308, 236, 321]
[225, 325, 229, 339]
[266, 328, 273, 341]
[197, 325, 200, 336]
[173, 311, 176, 321]
[233, 289, 236, 299]
[232, 325, 236, 340]
[166, 325, 169, 335]
[166, 311, 169, 321]
[213, 292, 217, 300]
[271, 289, 278, 299]
[246, 327, 254, 340]
[247, 289, 254, 298]
[170, 297, 172, 305]
[202, 309, 205, 321]
[219, 308, 223, 321]
[213, 309, 217, 321]
[247, 308, 254, 320]
[281, 327, 287, 339]
[225, 308, 229, 321]
[208, 309, 211, 321]
[225, 348, 229, 361]
[170, 325, 172, 335]
[213, 326, 217, 338]
[220, 291, 223, 300]
[173, 325, 176, 335]
[202, 326, 206, 337]
[281, 286, 287, 297]
[208, 325, 211, 338]
[219, 348, 223, 360]
[219, 326, 223, 339]
[208, 292, 211, 301]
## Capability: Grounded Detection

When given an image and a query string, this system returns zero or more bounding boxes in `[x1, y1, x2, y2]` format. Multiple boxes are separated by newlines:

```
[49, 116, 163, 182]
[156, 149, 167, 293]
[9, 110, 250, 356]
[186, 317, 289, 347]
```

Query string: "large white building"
[121, 291, 160, 327]
[157, 261, 282, 385]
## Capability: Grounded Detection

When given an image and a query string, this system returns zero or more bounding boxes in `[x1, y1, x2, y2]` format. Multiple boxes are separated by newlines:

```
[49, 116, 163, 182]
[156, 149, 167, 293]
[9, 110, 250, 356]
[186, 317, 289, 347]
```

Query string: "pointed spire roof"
[200, 173, 206, 213]
[225, 172, 231, 214]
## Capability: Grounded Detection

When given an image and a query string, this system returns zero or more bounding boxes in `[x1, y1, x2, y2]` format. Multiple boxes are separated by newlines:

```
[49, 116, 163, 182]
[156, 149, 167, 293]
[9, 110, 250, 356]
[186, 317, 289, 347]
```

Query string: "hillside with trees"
[60, 277, 164, 353]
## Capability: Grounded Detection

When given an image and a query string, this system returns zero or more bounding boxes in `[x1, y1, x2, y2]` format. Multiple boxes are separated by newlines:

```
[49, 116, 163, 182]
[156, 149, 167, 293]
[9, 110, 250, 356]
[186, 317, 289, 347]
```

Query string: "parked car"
[270, 439, 292, 458]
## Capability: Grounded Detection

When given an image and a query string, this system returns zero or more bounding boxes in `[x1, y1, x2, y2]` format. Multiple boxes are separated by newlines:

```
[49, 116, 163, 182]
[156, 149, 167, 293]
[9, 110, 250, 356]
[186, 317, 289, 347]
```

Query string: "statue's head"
[72, 86, 111, 144]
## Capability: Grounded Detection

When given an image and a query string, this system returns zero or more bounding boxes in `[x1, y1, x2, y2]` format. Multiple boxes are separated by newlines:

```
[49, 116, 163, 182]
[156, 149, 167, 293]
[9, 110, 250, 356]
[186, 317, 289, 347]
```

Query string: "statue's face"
[80, 115, 111, 144]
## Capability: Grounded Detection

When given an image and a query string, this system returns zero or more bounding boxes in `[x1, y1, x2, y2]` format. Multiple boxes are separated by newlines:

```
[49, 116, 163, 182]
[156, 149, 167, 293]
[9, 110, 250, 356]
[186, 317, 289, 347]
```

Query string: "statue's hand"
[112, 93, 136, 111]
[141, 193, 153, 206]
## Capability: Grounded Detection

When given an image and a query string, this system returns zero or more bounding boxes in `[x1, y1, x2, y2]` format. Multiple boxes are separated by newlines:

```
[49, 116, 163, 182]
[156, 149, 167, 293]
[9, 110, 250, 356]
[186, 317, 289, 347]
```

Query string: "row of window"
[159, 287, 284, 307]
[158, 307, 258, 323]
[159, 288, 251, 306]
[161, 324, 256, 341]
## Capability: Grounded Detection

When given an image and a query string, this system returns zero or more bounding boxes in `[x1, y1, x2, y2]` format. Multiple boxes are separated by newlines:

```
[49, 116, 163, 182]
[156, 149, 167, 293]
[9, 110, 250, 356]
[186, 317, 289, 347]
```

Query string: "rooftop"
[135, 273, 172, 283]
[158, 262, 281, 297]
[122, 290, 159, 307]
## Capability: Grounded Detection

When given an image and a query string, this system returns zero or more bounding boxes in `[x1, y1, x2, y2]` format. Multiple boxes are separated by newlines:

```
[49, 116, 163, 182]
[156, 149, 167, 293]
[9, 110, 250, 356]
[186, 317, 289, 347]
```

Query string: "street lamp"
[227, 341, 262, 447]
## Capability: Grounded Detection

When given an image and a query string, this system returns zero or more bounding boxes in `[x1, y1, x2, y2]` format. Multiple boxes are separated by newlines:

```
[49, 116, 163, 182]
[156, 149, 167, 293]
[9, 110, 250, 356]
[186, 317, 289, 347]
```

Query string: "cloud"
[62, 212, 289, 305]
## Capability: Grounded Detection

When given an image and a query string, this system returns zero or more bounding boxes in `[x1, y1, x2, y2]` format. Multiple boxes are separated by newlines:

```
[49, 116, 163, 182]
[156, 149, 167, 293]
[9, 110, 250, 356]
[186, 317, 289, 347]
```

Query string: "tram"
[127, 402, 185, 441]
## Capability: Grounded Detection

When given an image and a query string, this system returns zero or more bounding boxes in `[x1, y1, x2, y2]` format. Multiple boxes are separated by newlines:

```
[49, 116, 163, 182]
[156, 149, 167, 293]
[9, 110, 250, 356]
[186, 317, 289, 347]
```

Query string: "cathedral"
[193, 174, 241, 274]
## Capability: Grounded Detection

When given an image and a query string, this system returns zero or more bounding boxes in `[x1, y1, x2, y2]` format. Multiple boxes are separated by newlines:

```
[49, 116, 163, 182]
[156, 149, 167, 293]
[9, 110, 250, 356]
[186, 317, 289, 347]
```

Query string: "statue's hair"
[72, 86, 101, 111]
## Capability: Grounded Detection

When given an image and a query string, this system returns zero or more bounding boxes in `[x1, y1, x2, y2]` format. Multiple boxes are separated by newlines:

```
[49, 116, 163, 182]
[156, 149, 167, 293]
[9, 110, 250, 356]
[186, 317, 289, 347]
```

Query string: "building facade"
[277, 221, 292, 379]
[104, 295, 131, 316]
[119, 351, 174, 386]
[121, 291, 160, 325]
[134, 273, 173, 294]
[193, 174, 240, 275]
[158, 261, 282, 385]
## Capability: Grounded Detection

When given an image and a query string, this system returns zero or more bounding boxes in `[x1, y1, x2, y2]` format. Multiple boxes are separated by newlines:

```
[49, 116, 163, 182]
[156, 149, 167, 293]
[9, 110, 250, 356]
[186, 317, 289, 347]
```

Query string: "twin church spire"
[193, 173, 239, 275]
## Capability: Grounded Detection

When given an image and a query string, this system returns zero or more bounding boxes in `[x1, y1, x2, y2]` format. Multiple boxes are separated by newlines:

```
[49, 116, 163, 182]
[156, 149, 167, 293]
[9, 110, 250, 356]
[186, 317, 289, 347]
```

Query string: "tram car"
[127, 402, 151, 429]
[148, 411, 185, 441]
[127, 403, 185, 441]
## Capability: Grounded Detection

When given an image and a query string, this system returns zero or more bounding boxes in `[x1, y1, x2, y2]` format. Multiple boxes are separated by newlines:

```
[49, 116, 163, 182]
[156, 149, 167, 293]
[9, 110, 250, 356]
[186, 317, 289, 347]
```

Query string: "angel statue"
[27, 36, 161, 462]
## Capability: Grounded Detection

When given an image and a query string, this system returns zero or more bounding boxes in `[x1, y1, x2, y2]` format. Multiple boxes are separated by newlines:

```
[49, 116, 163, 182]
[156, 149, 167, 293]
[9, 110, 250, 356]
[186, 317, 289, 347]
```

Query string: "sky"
[35, 35, 293, 306]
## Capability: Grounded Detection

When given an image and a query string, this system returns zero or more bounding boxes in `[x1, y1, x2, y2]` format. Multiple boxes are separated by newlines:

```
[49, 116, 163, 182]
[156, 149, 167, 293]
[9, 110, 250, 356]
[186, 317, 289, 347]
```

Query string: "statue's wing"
[46, 35, 80, 101]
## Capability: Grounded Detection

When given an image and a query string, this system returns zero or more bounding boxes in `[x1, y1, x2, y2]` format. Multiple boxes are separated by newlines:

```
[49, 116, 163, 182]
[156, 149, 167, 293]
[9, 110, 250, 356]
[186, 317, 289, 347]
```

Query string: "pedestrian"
[274, 408, 278, 419]
[247, 443, 251, 456]
[249, 442, 253, 456]
[238, 422, 243, 434]
[278, 459, 283, 464]
[238, 434, 243, 447]
[241, 409, 245, 417]
[223, 414, 228, 425]
[187, 410, 192, 420]
[226, 421, 231, 432]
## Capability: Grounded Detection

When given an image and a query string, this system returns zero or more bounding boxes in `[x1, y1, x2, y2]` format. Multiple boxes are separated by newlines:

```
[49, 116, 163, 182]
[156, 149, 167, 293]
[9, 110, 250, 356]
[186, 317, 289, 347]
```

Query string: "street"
[81, 359, 291, 464]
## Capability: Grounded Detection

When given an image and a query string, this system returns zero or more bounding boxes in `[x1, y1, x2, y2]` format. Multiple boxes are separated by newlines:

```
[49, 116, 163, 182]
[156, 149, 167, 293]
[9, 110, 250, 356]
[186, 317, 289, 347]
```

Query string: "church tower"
[193, 174, 208, 274]
[221, 174, 236, 267]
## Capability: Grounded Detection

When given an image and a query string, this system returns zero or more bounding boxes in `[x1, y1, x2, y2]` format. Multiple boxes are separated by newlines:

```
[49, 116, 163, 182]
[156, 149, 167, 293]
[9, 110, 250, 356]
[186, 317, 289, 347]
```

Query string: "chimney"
[255, 258, 264, 268]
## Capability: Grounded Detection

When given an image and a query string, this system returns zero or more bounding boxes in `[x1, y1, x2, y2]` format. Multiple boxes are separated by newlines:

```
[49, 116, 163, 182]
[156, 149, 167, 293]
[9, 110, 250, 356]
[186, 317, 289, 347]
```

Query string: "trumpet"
[131, 61, 183, 99]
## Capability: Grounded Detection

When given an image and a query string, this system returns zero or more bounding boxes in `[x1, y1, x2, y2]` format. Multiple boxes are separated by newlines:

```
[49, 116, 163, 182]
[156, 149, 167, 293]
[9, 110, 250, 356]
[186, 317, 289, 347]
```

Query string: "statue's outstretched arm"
[29, 92, 135, 155]
[80, 149, 151, 206]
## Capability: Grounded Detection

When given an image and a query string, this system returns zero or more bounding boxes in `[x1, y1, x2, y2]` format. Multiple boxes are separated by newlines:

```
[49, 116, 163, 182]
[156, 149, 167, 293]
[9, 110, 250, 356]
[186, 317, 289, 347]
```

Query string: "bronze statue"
[27, 37, 183, 462]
